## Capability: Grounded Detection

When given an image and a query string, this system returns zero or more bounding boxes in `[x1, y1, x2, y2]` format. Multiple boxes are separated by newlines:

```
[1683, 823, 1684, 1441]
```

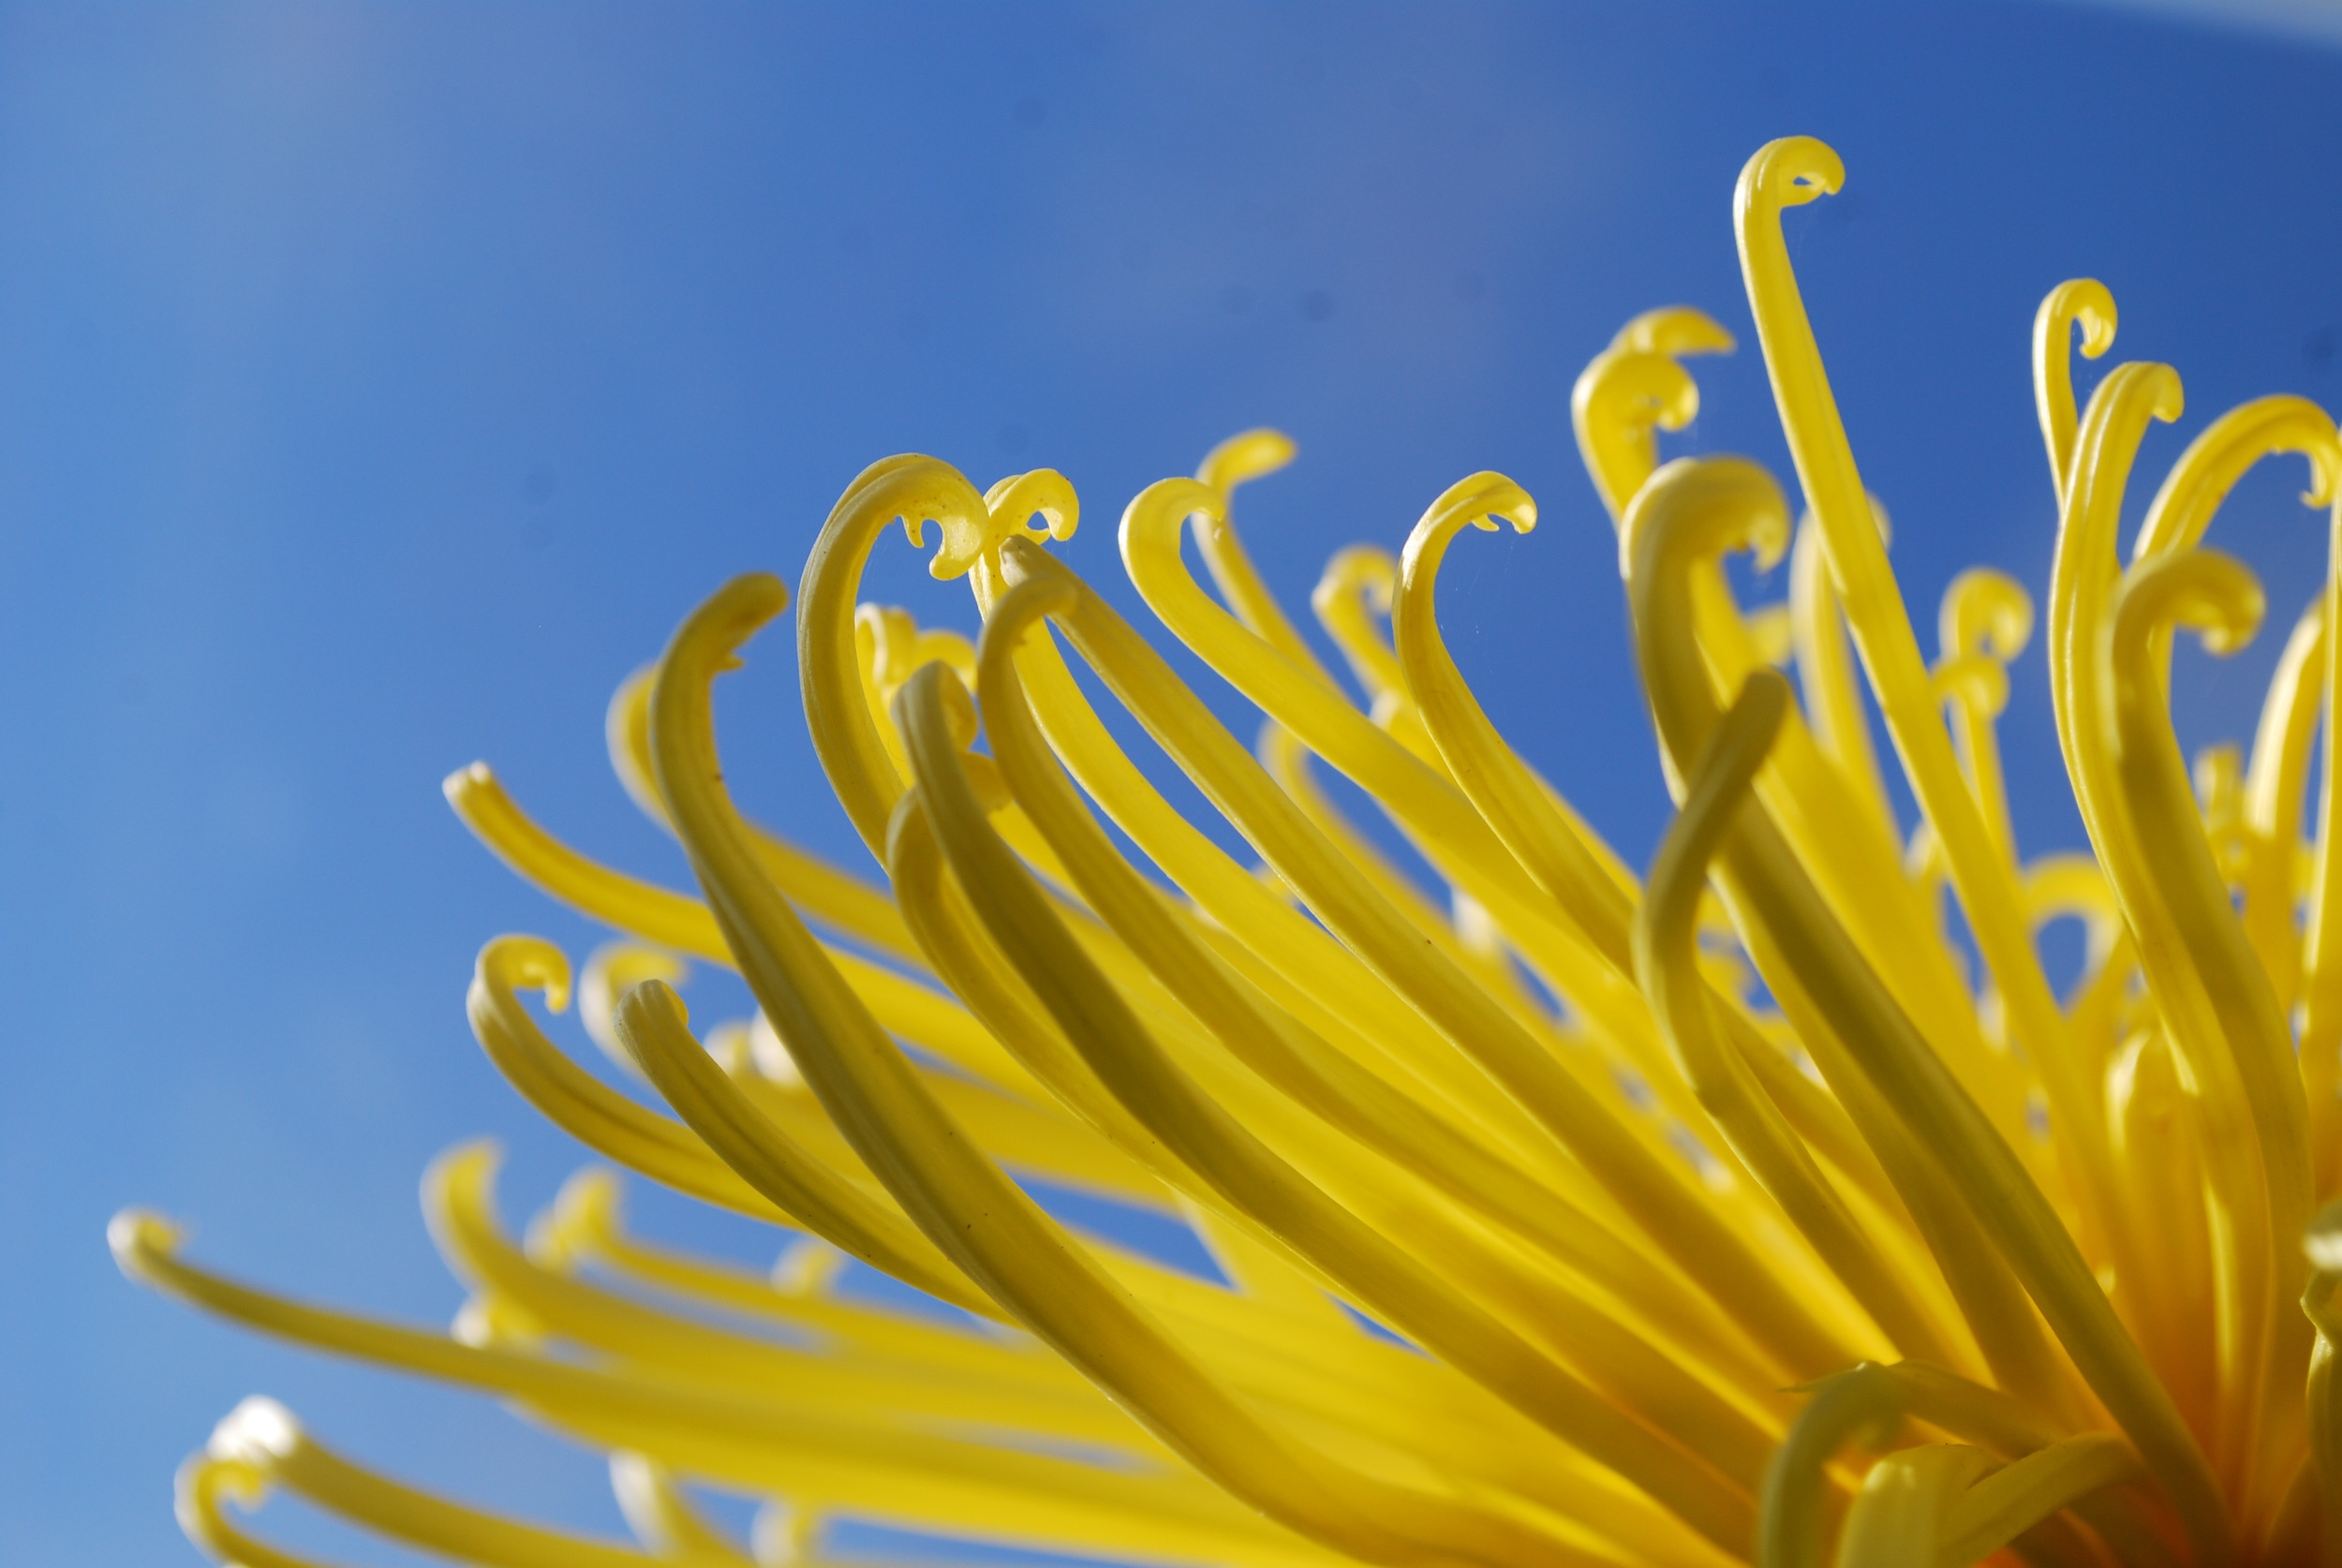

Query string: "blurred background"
[7, 2, 2342, 1562]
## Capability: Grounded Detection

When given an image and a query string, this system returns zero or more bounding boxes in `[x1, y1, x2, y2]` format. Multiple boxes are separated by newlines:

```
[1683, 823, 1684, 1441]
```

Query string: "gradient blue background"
[8, 3, 2342, 1562]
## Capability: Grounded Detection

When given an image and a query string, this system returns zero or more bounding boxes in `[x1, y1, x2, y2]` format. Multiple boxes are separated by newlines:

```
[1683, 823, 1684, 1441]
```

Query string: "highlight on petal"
[120, 141, 2342, 1568]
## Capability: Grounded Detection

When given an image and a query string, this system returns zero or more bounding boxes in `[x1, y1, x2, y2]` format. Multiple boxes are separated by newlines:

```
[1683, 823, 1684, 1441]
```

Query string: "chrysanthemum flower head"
[114, 136, 2342, 1568]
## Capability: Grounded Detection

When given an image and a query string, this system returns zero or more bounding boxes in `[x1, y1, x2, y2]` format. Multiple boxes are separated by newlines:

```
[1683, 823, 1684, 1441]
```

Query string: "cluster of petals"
[115, 136, 2342, 1568]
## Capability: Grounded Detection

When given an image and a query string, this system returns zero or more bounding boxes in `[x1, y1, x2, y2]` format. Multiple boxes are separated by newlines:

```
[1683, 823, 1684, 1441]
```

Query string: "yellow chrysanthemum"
[113, 135, 2342, 1568]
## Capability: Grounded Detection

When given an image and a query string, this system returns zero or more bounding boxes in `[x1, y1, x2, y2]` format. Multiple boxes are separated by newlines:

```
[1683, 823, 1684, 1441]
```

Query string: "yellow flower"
[112, 134, 2342, 1568]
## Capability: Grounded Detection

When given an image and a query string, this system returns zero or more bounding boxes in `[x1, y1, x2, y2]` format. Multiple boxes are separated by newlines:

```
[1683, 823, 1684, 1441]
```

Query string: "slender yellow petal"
[1934, 569, 2034, 871]
[580, 940, 689, 1081]
[1393, 471, 1636, 966]
[445, 763, 1045, 1098]
[1000, 527, 1858, 1381]
[1312, 545, 1444, 763]
[2304, 1201, 2342, 1567]
[1756, 1364, 1904, 1568]
[610, 1454, 759, 1564]
[1936, 1434, 2141, 1568]
[1625, 453, 2231, 1566]
[1571, 307, 1733, 521]
[1638, 667, 1952, 1365]
[645, 570, 1612, 1568]
[119, 1215, 1328, 1565]
[798, 456, 1006, 856]
[1832, 1444, 1994, 1568]
[178, 1453, 344, 1568]
[2108, 546, 2316, 1507]
[906, 654, 1769, 1545]
[1789, 513, 1896, 850]
[467, 934, 792, 1220]
[128, 137, 2342, 1568]
[202, 1397, 735, 1568]
[2033, 280, 2118, 506]
[1191, 427, 1328, 685]
[607, 660, 924, 961]
[2241, 603, 2323, 1012]
[1736, 138, 2088, 1243]
[613, 977, 993, 1314]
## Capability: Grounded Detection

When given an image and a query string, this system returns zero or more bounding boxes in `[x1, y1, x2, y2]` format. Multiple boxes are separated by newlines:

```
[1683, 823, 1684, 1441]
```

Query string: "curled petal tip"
[981, 466, 1080, 536]
[441, 762, 495, 804]
[178, 1452, 271, 1518]
[1497, 499, 1537, 537]
[1620, 455, 1791, 583]
[424, 1138, 502, 1201]
[2308, 422, 2342, 509]
[937, 467, 1078, 581]
[1573, 346, 1710, 518]
[2147, 365, 2186, 424]
[1460, 472, 1536, 535]
[2043, 279, 2119, 358]
[2077, 288, 2117, 359]
[1316, 546, 1398, 614]
[210, 1397, 302, 1464]
[2204, 595, 2266, 658]
[1417, 472, 1536, 554]
[1942, 569, 2034, 662]
[704, 571, 792, 633]
[1610, 305, 1736, 360]
[1579, 348, 1703, 431]
[478, 934, 572, 1013]
[1934, 654, 2011, 719]
[2133, 393, 2337, 568]
[662, 575, 790, 713]
[1740, 136, 1845, 213]
[1119, 475, 1226, 563]
[108, 1209, 185, 1278]
[549, 1166, 623, 1249]
[823, 455, 988, 587]
[1195, 428, 1297, 493]
[2122, 547, 2264, 658]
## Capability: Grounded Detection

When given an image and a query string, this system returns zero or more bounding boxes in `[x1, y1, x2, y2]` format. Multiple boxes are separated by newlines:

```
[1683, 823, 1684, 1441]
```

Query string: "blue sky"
[7, 3, 2342, 1563]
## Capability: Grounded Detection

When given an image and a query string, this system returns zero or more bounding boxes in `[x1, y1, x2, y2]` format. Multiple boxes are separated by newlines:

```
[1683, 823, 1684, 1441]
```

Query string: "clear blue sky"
[7, 3, 2342, 1563]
